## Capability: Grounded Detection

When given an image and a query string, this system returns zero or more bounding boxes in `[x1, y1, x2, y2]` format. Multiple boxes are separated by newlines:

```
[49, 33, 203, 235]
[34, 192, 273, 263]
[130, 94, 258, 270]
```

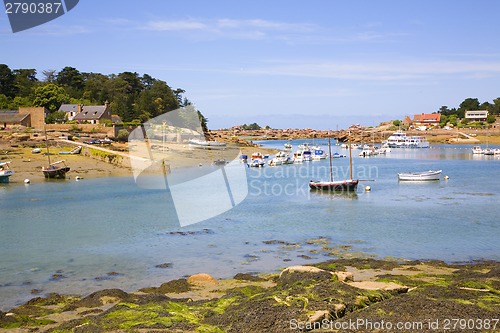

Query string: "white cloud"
[142, 17, 316, 41]
[241, 60, 500, 81]
[145, 19, 208, 31]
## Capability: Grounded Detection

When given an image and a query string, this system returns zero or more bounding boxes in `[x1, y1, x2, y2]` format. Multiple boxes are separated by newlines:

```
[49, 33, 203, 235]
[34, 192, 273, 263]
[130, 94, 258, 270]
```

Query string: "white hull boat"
[189, 139, 227, 150]
[398, 170, 442, 181]
[384, 130, 430, 148]
[0, 161, 14, 183]
[472, 146, 483, 154]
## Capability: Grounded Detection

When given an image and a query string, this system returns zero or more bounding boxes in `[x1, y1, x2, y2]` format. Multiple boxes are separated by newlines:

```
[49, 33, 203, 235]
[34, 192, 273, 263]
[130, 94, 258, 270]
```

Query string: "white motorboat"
[377, 144, 391, 154]
[303, 150, 312, 161]
[0, 161, 14, 183]
[249, 152, 265, 167]
[398, 170, 442, 181]
[358, 145, 377, 157]
[384, 130, 429, 148]
[472, 146, 483, 154]
[268, 156, 283, 166]
[293, 150, 304, 163]
[312, 149, 327, 160]
[269, 151, 293, 166]
[405, 135, 430, 148]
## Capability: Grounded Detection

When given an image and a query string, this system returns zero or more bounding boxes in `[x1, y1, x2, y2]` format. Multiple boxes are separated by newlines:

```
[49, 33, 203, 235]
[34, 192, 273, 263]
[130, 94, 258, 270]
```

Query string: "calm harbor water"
[1, 141, 499, 310]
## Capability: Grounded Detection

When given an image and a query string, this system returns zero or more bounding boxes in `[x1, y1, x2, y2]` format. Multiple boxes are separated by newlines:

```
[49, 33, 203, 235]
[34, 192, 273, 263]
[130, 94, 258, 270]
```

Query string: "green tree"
[13, 68, 38, 98]
[141, 74, 155, 89]
[56, 66, 84, 98]
[392, 120, 401, 127]
[33, 83, 70, 112]
[460, 98, 480, 110]
[490, 97, 500, 115]
[134, 80, 179, 120]
[0, 64, 17, 98]
[448, 114, 458, 126]
[0, 93, 10, 109]
[83, 73, 110, 103]
[9, 96, 33, 109]
[45, 111, 67, 124]
[117, 72, 143, 95]
[486, 114, 496, 124]
[439, 114, 448, 127]
[173, 88, 186, 105]
[438, 105, 452, 116]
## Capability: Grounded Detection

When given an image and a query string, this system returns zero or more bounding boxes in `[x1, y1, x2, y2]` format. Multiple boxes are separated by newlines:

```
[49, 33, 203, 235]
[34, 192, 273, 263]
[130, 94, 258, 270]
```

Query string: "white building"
[465, 110, 488, 121]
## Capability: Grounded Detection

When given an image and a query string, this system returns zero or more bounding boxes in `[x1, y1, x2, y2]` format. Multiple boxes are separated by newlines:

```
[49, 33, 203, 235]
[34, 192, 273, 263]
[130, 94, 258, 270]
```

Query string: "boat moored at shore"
[189, 139, 227, 150]
[0, 161, 14, 183]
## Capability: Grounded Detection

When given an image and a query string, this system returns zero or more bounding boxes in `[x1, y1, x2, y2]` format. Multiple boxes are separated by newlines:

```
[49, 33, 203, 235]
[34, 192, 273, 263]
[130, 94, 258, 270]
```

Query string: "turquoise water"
[0, 141, 499, 310]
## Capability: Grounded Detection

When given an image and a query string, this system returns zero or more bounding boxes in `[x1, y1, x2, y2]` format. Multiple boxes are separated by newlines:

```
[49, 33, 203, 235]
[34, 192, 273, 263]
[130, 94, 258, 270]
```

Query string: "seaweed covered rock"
[278, 265, 336, 286]
[68, 289, 131, 309]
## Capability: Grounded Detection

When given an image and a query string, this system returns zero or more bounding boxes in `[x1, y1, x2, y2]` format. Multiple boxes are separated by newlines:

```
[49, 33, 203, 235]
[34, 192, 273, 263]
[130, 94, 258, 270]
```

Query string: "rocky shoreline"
[209, 124, 500, 145]
[1, 258, 498, 333]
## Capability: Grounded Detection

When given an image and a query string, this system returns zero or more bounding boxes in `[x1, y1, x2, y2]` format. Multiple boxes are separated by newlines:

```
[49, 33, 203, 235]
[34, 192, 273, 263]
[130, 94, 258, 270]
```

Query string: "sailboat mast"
[44, 122, 51, 165]
[349, 140, 353, 180]
[328, 135, 333, 182]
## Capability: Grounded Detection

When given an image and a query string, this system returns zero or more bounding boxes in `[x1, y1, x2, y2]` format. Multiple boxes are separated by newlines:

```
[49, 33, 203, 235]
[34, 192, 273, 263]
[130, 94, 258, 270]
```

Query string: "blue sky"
[2, 0, 500, 129]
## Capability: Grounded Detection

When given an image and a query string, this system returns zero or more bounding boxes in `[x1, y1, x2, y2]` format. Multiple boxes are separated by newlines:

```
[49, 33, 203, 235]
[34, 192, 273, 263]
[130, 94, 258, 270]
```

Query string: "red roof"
[413, 113, 441, 123]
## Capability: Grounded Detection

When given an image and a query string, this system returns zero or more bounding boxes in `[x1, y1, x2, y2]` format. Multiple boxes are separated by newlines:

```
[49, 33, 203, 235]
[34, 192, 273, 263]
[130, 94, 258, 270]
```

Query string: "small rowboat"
[397, 170, 442, 181]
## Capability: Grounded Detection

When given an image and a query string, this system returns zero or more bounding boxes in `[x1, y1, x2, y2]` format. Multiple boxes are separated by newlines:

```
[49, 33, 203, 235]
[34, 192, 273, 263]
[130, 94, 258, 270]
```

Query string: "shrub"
[116, 129, 130, 142]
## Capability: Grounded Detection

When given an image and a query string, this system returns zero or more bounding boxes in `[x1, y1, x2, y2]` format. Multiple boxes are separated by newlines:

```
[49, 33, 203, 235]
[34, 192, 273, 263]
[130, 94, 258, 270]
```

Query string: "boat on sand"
[0, 161, 14, 183]
[42, 160, 70, 179]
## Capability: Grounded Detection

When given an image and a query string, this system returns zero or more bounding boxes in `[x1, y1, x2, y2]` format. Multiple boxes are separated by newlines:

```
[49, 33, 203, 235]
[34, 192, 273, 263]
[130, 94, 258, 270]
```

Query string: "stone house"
[72, 102, 111, 124]
[413, 113, 441, 128]
[0, 107, 47, 130]
[58, 104, 80, 120]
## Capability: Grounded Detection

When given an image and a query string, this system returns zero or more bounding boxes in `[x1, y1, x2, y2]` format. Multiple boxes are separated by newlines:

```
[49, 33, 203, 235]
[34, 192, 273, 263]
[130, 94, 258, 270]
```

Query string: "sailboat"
[42, 160, 70, 179]
[41, 124, 70, 179]
[309, 136, 359, 192]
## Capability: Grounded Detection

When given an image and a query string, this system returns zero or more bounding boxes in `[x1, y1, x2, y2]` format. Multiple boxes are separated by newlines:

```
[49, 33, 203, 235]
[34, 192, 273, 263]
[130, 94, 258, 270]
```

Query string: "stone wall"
[45, 124, 115, 136]
[19, 107, 47, 130]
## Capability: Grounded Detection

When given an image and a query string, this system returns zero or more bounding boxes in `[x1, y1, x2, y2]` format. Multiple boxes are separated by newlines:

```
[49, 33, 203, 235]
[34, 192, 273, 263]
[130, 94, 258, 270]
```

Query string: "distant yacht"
[384, 130, 429, 148]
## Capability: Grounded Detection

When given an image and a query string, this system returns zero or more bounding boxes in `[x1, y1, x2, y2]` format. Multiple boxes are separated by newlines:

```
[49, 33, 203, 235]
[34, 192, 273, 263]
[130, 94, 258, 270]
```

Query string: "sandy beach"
[0, 137, 278, 185]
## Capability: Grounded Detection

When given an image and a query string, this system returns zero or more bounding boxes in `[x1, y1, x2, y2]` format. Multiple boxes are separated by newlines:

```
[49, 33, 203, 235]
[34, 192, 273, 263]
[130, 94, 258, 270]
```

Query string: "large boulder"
[187, 273, 218, 286]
